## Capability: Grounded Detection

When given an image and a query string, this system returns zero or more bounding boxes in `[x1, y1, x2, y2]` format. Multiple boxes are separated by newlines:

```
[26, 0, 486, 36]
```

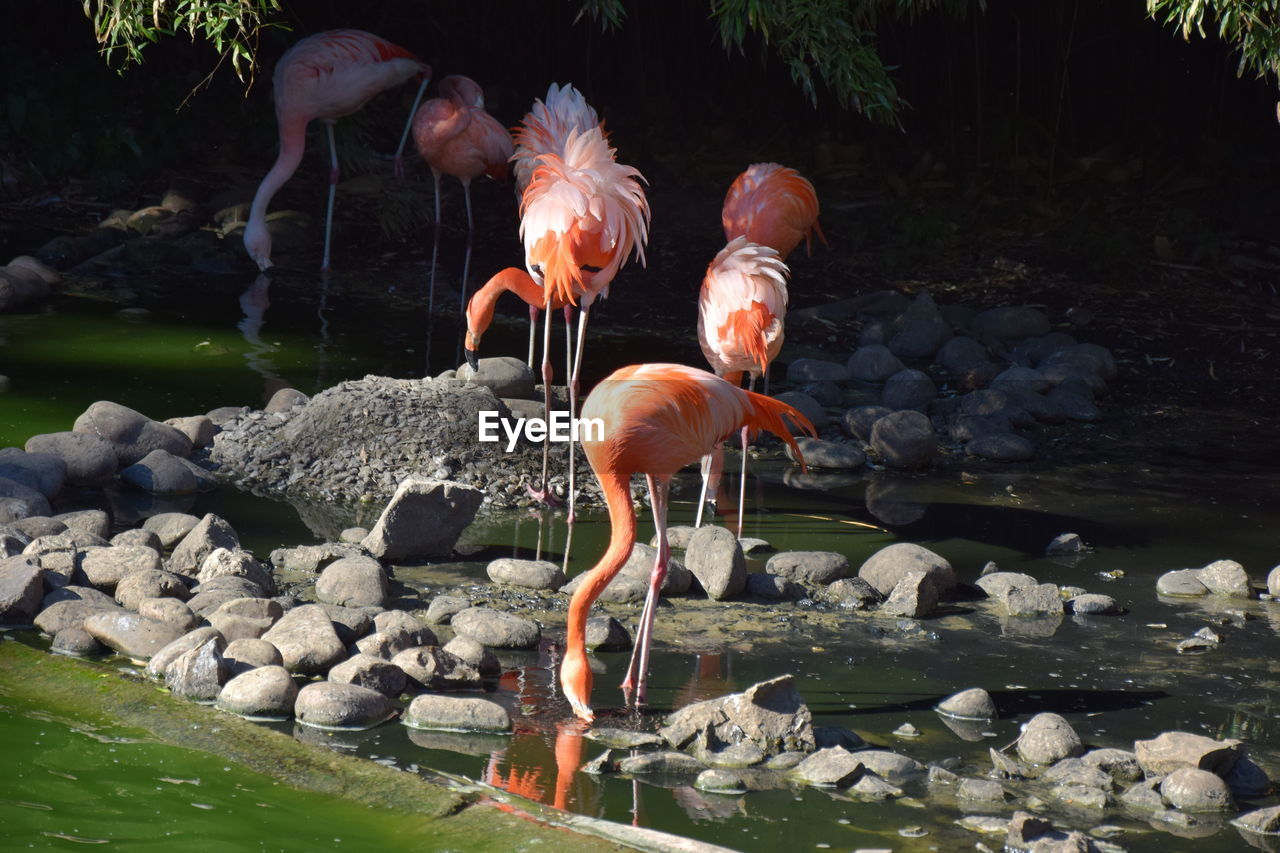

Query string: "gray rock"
[0, 477, 51, 518]
[59, 509, 112, 538]
[372, 610, 435, 647]
[73, 400, 192, 465]
[197, 548, 277, 596]
[684, 525, 746, 600]
[269, 542, 363, 573]
[113, 569, 189, 610]
[888, 291, 952, 358]
[24, 431, 118, 487]
[0, 555, 44, 624]
[965, 434, 1035, 461]
[1004, 583, 1064, 617]
[1080, 748, 1143, 784]
[1042, 757, 1113, 790]
[442, 635, 501, 677]
[699, 741, 767, 768]
[1046, 387, 1101, 421]
[315, 555, 389, 608]
[1016, 712, 1083, 764]
[141, 512, 201, 549]
[1006, 389, 1065, 424]
[1233, 805, 1280, 836]
[957, 778, 1008, 803]
[1198, 559, 1253, 598]
[937, 336, 992, 376]
[1, 525, 32, 558]
[169, 514, 240, 577]
[617, 751, 707, 775]
[164, 416, 216, 448]
[402, 694, 512, 732]
[317, 604, 373, 645]
[970, 306, 1051, 339]
[119, 449, 200, 494]
[846, 345, 904, 383]
[1224, 756, 1273, 798]
[948, 413, 1013, 443]
[144, 626, 225, 679]
[486, 557, 565, 590]
[425, 595, 470, 625]
[823, 576, 882, 609]
[110, 528, 162, 551]
[1269, 565, 1280, 598]
[1160, 767, 1235, 812]
[1068, 593, 1122, 615]
[584, 616, 631, 651]
[361, 477, 483, 560]
[80, 545, 164, 589]
[786, 437, 865, 470]
[450, 607, 540, 649]
[975, 572, 1039, 598]
[328, 653, 408, 697]
[339, 527, 369, 544]
[391, 646, 481, 690]
[1046, 532, 1086, 555]
[11, 516, 66, 539]
[789, 747, 865, 787]
[659, 675, 814, 756]
[260, 604, 347, 675]
[991, 366, 1052, 396]
[744, 573, 805, 600]
[773, 391, 829, 431]
[694, 769, 746, 793]
[937, 687, 996, 720]
[989, 749, 1034, 779]
[857, 542, 956, 598]
[766, 551, 847, 585]
[52, 625, 102, 655]
[850, 749, 925, 783]
[186, 578, 267, 618]
[618, 542, 693, 595]
[869, 410, 937, 469]
[207, 597, 282, 641]
[457, 356, 536, 399]
[35, 597, 124, 636]
[216, 664, 298, 718]
[264, 388, 309, 413]
[1118, 777, 1166, 812]
[1156, 568, 1209, 596]
[840, 405, 892, 441]
[294, 682, 393, 729]
[880, 568, 939, 618]
[882, 368, 937, 412]
[0, 448, 66, 497]
[84, 610, 186, 660]
[223, 637, 283, 675]
[1134, 731, 1241, 776]
[786, 358, 849, 384]
[653, 525, 698, 551]
[164, 637, 226, 701]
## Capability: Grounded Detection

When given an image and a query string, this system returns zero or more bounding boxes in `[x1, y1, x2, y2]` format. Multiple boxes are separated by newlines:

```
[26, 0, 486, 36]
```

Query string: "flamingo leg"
[527, 305, 539, 368]
[566, 305, 590, 525]
[694, 452, 712, 529]
[621, 474, 670, 707]
[393, 76, 431, 179]
[528, 302, 556, 504]
[736, 425, 749, 539]
[460, 180, 474, 313]
[322, 123, 339, 272]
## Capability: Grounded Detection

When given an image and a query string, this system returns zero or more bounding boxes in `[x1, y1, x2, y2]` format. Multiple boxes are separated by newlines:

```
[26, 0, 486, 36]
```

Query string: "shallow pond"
[3, 263, 1279, 852]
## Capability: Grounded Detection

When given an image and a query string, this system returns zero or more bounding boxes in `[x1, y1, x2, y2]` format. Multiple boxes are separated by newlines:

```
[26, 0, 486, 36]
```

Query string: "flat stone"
[1068, 593, 1122, 615]
[789, 747, 865, 787]
[402, 694, 512, 733]
[84, 610, 185, 660]
[260, 604, 347, 675]
[216, 664, 298, 718]
[80, 545, 164, 589]
[694, 769, 746, 794]
[1134, 731, 1241, 776]
[113, 568, 189, 610]
[486, 557, 565, 590]
[1156, 568, 1209, 596]
[766, 551, 848, 585]
[618, 751, 707, 775]
[294, 682, 393, 730]
[449, 607, 540, 649]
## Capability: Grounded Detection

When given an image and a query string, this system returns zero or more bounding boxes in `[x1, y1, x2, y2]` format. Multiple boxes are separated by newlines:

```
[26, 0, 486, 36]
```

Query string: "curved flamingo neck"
[565, 469, 636, 655]
[249, 116, 309, 232]
[467, 268, 545, 346]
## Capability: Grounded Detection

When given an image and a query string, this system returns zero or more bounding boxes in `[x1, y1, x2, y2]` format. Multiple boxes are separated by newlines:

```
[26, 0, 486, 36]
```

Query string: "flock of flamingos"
[241, 29, 828, 722]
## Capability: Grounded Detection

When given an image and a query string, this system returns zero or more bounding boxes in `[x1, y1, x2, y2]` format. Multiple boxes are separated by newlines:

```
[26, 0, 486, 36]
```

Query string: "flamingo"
[694, 236, 791, 536]
[244, 29, 430, 272]
[520, 125, 650, 517]
[721, 163, 826, 261]
[511, 83, 602, 196]
[464, 267, 572, 374]
[560, 363, 814, 722]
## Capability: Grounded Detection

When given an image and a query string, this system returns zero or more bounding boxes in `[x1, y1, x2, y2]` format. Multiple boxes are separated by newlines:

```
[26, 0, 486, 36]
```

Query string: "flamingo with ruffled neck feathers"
[243, 29, 429, 272]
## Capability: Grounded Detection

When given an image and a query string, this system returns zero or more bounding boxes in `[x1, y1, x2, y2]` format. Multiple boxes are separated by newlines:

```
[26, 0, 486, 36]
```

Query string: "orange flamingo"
[721, 163, 826, 261]
[520, 124, 650, 514]
[560, 363, 814, 721]
[694, 236, 791, 536]
[244, 29, 430, 272]
[511, 83, 602, 196]
[464, 267, 572, 374]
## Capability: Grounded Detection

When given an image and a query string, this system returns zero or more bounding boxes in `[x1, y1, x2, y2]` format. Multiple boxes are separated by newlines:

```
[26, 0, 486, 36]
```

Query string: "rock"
[207, 597, 282, 641]
[79, 545, 164, 589]
[442, 636, 501, 677]
[223, 637, 283, 675]
[186, 578, 267, 617]
[937, 687, 996, 720]
[1068, 593, 1122, 615]
[846, 345, 904, 383]
[0, 556, 44, 624]
[1080, 748, 1143, 784]
[111, 528, 162, 551]
[1004, 811, 1054, 848]
[402, 694, 512, 732]
[197, 548, 277, 596]
[1198, 559, 1253, 598]
[823, 577, 882, 609]
[425, 595, 470, 625]
[1, 526, 32, 558]
[373, 610, 435, 647]
[449, 607, 540, 649]
[391, 646, 481, 690]
[141, 512, 201, 549]
[165, 416, 217, 448]
[965, 434, 1035, 461]
[1156, 568, 1210, 596]
[83, 610, 186, 660]
[0, 448, 66, 497]
[659, 675, 814, 756]
[772, 391, 829, 431]
[486, 557, 565, 590]
[1016, 712, 1083, 764]
[318, 604, 373, 645]
[654, 526, 698, 551]
[881, 368, 937, 411]
[361, 477, 483, 560]
[840, 405, 892, 441]
[700, 742, 767, 768]
[618, 543, 693, 595]
[785, 437, 865, 470]
[24, 431, 118, 487]
[684, 525, 746, 600]
[989, 749, 1033, 780]
[1134, 731, 1241, 776]
[144, 627, 225, 678]
[52, 626, 102, 655]
[937, 336, 992, 377]
[264, 388, 309, 413]
[1042, 757, 1112, 790]
[975, 572, 1039, 598]
[957, 778, 1008, 803]
[164, 637, 226, 701]
[119, 449, 201, 494]
[880, 568, 939, 617]
[585, 616, 631, 651]
[694, 769, 746, 794]
[12, 517, 66, 539]
[457, 356, 536, 399]
[1003, 583, 1065, 617]
[617, 751, 707, 775]
[857, 542, 956, 598]
[216, 665, 298, 718]
[169, 514, 240, 577]
[786, 358, 849, 384]
[269, 542, 363, 573]
[888, 291, 952, 358]
[260, 604, 347, 675]
[0, 477, 51, 519]
[1233, 805, 1280, 836]
[869, 410, 937, 469]
[328, 653, 408, 697]
[73, 400, 191, 466]
[851, 749, 924, 784]
[113, 568, 189, 610]
[766, 551, 847, 585]
[1160, 767, 1235, 812]
[315, 555, 389, 608]
[1046, 532, 1085, 555]
[1268, 565, 1280, 598]
[1118, 777, 1167, 812]
[789, 747, 865, 787]
[294, 682, 393, 729]
[36, 597, 124, 636]
[1224, 756, 1273, 798]
[744, 573, 805, 600]
[970, 306, 1051, 339]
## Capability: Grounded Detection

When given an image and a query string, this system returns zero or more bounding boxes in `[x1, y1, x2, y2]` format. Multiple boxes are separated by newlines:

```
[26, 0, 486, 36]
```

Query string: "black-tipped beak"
[465, 348, 479, 372]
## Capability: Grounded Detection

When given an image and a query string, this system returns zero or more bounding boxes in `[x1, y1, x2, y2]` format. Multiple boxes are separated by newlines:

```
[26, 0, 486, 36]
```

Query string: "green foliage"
[1148, 0, 1280, 83]
[574, 0, 627, 30]
[82, 0, 285, 82]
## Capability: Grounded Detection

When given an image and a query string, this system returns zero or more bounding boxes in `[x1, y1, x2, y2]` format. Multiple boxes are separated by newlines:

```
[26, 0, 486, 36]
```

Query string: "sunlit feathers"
[511, 83, 603, 194]
[697, 236, 790, 380]
[722, 163, 825, 261]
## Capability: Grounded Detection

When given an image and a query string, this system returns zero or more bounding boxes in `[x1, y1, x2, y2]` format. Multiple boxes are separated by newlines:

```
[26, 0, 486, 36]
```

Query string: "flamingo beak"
[465, 347, 479, 372]
[566, 694, 595, 724]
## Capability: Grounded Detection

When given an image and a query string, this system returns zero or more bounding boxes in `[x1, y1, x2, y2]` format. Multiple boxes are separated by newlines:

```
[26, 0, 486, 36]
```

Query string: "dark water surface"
[2, 266, 1278, 851]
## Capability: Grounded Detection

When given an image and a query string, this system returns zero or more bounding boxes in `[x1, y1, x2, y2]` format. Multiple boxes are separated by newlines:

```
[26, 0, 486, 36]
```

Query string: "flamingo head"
[243, 219, 273, 271]
[559, 647, 595, 723]
[464, 336, 480, 371]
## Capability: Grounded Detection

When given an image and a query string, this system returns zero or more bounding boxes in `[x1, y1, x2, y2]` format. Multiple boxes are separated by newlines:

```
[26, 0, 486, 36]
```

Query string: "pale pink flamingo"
[244, 29, 429, 272]
[511, 83, 602, 195]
